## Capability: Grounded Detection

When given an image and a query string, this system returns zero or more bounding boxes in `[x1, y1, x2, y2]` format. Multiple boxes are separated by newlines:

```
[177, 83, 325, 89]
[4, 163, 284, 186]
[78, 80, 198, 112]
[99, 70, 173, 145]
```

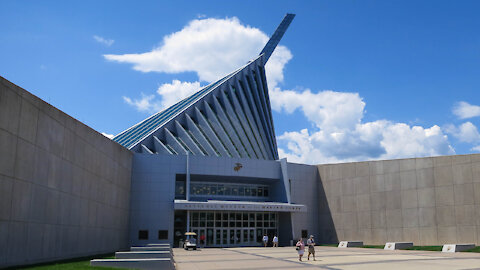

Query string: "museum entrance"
[188, 211, 278, 247]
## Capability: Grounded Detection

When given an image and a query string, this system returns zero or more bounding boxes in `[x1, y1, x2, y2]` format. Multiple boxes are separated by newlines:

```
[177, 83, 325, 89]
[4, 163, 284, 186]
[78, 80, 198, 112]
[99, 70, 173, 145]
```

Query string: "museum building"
[112, 14, 318, 247]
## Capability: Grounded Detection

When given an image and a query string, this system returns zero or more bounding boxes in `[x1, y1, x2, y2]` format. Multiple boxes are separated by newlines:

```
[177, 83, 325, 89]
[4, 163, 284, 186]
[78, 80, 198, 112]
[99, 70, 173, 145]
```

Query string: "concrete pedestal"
[384, 242, 413, 250]
[338, 241, 363, 248]
[442, 244, 475, 253]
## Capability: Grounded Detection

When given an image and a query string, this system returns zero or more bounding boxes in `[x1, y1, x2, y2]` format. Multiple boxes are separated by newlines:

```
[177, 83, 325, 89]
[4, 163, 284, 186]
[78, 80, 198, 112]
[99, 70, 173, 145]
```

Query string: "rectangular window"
[138, 230, 149, 240]
[158, 230, 168, 240]
[175, 181, 185, 199]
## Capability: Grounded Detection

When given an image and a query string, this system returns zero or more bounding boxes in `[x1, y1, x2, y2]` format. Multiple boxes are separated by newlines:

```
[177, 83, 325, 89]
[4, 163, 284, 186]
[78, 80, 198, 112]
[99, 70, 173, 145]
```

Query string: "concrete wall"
[0, 77, 133, 268]
[288, 163, 321, 242]
[317, 154, 480, 245]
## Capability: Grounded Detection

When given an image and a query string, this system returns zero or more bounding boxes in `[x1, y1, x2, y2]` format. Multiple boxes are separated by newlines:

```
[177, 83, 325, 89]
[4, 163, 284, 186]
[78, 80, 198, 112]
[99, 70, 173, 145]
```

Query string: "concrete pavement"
[173, 246, 480, 270]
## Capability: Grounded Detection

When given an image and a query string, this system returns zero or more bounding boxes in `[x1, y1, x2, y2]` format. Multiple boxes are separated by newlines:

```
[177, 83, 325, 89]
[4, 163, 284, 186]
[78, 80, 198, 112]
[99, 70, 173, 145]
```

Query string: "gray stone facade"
[317, 155, 480, 245]
[0, 77, 133, 268]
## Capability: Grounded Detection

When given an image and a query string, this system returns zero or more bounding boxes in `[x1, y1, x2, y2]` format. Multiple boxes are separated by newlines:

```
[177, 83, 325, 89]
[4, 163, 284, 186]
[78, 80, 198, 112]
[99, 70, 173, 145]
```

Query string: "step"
[384, 242, 413, 250]
[147, 243, 171, 247]
[131, 246, 171, 252]
[115, 251, 172, 259]
[442, 244, 475, 253]
[91, 258, 174, 270]
[338, 241, 363, 248]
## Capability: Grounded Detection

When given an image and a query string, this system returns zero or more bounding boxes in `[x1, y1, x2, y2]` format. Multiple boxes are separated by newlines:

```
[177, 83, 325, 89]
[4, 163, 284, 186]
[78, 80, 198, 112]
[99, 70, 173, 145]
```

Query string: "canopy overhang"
[174, 200, 307, 213]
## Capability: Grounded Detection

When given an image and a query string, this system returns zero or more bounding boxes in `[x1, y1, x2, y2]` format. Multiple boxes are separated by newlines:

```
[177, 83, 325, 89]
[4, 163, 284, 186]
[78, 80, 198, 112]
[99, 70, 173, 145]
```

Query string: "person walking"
[296, 238, 305, 261]
[262, 234, 269, 247]
[272, 235, 278, 247]
[199, 234, 206, 248]
[307, 235, 316, 261]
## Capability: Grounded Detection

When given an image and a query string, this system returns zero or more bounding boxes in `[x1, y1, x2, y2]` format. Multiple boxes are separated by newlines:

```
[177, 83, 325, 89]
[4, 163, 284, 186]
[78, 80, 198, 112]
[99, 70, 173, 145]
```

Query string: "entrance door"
[206, 228, 214, 246]
[222, 229, 228, 246]
[242, 228, 255, 246]
[229, 229, 235, 246]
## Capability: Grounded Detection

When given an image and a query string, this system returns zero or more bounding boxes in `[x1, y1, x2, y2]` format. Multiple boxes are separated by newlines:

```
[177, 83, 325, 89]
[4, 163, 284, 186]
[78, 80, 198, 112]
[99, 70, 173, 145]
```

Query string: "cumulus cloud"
[104, 17, 291, 88]
[278, 119, 454, 164]
[275, 88, 455, 164]
[122, 93, 160, 113]
[156, 80, 202, 109]
[270, 88, 365, 131]
[444, 121, 480, 143]
[93, 35, 114, 46]
[453, 101, 480, 119]
[471, 145, 480, 152]
[122, 80, 202, 113]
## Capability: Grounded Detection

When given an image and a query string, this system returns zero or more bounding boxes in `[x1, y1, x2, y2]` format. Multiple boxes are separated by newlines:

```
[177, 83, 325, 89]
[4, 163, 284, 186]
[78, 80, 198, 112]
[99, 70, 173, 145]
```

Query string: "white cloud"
[453, 101, 480, 119]
[270, 88, 364, 131]
[93, 35, 114, 46]
[123, 80, 202, 113]
[471, 145, 480, 152]
[278, 118, 454, 164]
[122, 93, 161, 113]
[104, 17, 291, 88]
[101, 132, 114, 139]
[275, 88, 455, 164]
[156, 80, 201, 109]
[444, 121, 480, 143]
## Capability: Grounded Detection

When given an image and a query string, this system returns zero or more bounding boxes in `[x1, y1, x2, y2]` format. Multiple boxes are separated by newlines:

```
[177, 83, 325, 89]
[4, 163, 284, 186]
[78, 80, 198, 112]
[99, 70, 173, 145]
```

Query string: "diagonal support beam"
[259, 13, 295, 63]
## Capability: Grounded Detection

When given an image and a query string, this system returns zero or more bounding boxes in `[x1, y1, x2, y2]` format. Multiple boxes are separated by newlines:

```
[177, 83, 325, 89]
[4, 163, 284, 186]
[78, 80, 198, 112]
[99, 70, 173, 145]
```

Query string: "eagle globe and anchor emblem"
[233, 163, 243, 172]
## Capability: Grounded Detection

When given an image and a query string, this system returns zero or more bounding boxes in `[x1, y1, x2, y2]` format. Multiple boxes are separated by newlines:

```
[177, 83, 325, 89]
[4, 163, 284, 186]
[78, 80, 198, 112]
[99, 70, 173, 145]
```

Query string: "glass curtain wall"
[188, 211, 277, 247]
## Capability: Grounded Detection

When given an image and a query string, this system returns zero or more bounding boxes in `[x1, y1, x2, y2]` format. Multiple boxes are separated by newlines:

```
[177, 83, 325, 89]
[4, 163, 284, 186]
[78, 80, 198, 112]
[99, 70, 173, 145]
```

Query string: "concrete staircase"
[90, 243, 174, 270]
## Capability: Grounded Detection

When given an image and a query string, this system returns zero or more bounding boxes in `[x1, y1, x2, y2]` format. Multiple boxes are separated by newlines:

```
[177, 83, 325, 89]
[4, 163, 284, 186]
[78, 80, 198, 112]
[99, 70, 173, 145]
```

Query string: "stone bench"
[115, 251, 172, 259]
[338, 241, 363, 248]
[91, 258, 174, 270]
[384, 242, 413, 250]
[442, 244, 475, 253]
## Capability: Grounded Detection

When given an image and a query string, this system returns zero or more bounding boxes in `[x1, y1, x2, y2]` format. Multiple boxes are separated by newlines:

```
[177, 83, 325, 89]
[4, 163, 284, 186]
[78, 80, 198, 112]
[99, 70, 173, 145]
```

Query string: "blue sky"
[2, 0, 480, 164]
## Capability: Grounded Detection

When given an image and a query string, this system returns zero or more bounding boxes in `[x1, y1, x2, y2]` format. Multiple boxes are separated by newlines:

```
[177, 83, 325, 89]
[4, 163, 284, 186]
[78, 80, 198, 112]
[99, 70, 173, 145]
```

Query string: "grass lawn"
[362, 245, 385, 249]
[405, 246, 443, 251]
[14, 254, 135, 270]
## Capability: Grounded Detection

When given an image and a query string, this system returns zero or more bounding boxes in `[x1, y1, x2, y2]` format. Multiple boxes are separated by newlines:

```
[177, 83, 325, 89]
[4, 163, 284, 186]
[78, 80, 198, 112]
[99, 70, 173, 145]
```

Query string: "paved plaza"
[173, 246, 480, 270]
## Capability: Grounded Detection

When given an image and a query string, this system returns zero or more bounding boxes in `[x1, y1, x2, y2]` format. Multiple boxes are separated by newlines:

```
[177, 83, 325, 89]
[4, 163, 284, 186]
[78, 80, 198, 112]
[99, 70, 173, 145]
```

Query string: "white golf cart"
[183, 232, 197, 250]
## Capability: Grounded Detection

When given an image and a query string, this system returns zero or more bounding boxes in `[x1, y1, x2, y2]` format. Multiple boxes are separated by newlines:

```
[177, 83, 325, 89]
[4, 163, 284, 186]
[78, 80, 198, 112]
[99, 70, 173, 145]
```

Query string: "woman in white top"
[262, 234, 268, 247]
[296, 238, 305, 261]
[272, 235, 278, 247]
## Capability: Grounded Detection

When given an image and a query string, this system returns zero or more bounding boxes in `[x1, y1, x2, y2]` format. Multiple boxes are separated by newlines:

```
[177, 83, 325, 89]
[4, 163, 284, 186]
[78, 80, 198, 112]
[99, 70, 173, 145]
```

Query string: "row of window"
[189, 211, 277, 228]
[138, 230, 168, 240]
[190, 182, 269, 197]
